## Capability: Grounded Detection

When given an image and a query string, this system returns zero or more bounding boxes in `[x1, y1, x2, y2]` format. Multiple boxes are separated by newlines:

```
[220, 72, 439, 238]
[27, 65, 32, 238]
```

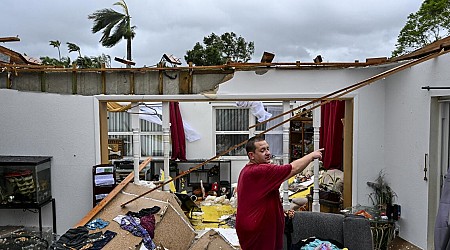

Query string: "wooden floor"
[388, 236, 422, 250]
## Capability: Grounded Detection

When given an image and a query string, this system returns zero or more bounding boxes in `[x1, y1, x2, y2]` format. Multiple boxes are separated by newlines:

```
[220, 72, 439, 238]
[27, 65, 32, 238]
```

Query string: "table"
[343, 205, 395, 250]
[0, 198, 56, 234]
[370, 219, 395, 250]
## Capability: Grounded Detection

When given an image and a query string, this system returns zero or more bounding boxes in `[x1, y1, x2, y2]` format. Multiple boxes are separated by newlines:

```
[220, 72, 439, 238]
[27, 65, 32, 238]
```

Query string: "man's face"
[249, 140, 271, 164]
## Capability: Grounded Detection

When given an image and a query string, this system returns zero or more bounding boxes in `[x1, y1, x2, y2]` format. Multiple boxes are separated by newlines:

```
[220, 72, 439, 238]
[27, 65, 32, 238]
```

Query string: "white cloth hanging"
[235, 101, 272, 122]
[134, 105, 201, 142]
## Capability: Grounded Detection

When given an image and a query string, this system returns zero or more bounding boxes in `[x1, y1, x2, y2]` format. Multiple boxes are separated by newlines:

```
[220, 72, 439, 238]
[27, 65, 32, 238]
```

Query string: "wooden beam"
[129, 72, 135, 94]
[114, 57, 136, 66]
[0, 37, 20, 42]
[99, 102, 109, 164]
[71, 63, 77, 95]
[74, 157, 152, 227]
[343, 99, 353, 209]
[101, 63, 106, 94]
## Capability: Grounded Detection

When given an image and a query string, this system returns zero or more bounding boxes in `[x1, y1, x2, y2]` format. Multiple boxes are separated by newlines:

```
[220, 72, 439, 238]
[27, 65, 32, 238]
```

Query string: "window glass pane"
[108, 112, 131, 132]
[108, 135, 132, 156]
[216, 109, 249, 131]
[141, 118, 162, 132]
[255, 105, 284, 157]
[216, 134, 248, 156]
[141, 135, 163, 156]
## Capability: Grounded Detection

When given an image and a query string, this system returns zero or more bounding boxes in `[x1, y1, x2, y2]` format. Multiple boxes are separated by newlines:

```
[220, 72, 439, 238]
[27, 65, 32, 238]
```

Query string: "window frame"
[107, 104, 165, 158]
[213, 102, 284, 160]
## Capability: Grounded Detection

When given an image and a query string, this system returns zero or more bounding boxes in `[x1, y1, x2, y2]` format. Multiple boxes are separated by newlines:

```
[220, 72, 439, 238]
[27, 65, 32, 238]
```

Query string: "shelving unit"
[112, 160, 151, 183]
[92, 164, 116, 207]
[289, 117, 313, 162]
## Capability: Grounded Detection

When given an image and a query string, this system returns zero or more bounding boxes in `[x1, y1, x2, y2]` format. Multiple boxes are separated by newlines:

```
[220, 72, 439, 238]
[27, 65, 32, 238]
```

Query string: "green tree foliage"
[67, 42, 82, 58]
[185, 32, 255, 66]
[75, 54, 111, 69]
[49, 40, 61, 61]
[392, 0, 450, 57]
[88, 0, 135, 66]
[41, 41, 110, 69]
[40, 56, 71, 68]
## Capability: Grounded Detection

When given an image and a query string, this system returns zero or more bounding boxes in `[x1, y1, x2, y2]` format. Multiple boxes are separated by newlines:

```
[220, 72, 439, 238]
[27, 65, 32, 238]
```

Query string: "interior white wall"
[216, 67, 390, 209]
[218, 68, 388, 96]
[352, 81, 386, 205]
[180, 67, 392, 188]
[0, 89, 97, 234]
[179, 102, 258, 183]
[179, 102, 214, 159]
[383, 53, 450, 249]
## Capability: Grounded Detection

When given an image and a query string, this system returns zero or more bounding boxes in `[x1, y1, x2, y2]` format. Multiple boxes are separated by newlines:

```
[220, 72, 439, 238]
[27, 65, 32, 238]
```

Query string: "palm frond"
[88, 9, 124, 33]
[49, 40, 61, 48]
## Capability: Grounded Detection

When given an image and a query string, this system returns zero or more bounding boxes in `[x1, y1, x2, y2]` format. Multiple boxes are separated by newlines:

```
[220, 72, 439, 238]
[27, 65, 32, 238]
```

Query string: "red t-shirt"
[235, 163, 292, 250]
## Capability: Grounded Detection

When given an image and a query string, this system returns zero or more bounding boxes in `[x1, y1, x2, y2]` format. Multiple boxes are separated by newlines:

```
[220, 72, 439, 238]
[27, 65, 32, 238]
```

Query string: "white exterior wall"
[0, 89, 97, 233]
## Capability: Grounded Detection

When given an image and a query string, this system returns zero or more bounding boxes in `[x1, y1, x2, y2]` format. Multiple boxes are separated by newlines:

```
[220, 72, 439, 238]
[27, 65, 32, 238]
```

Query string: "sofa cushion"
[343, 214, 373, 250]
[290, 211, 344, 246]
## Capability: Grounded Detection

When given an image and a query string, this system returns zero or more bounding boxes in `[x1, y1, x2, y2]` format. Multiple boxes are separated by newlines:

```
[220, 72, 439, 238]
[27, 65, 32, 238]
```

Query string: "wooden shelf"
[289, 117, 313, 162]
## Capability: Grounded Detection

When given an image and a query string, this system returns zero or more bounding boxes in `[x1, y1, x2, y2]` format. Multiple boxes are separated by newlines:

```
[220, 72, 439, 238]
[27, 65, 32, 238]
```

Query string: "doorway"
[427, 98, 450, 248]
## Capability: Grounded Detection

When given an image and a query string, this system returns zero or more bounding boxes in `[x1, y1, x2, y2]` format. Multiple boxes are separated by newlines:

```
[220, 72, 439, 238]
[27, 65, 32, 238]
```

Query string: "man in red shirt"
[236, 136, 323, 250]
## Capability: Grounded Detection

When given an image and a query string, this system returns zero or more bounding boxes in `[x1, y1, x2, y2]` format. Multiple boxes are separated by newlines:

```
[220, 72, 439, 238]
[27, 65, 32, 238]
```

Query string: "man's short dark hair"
[245, 136, 265, 154]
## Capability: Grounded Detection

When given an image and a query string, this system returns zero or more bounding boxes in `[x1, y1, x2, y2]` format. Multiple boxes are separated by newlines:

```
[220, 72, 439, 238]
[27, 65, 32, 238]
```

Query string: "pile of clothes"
[51, 206, 161, 250]
[51, 226, 116, 250]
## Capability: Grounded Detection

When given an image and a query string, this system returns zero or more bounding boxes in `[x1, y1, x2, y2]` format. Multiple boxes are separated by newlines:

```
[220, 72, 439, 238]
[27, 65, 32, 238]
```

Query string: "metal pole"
[312, 104, 321, 212]
[162, 102, 170, 191]
[131, 103, 141, 184]
[282, 101, 291, 210]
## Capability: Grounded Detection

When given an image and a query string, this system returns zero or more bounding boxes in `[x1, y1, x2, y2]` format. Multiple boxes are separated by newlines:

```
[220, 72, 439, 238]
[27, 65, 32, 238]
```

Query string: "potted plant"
[310, 170, 342, 203]
[367, 170, 397, 214]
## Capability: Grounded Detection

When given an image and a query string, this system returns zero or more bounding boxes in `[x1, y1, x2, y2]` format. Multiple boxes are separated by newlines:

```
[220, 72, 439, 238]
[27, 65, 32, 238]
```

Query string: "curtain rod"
[421, 86, 450, 90]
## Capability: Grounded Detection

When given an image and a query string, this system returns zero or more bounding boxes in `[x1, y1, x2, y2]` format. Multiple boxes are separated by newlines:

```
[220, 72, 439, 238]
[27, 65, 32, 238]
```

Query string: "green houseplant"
[367, 170, 397, 213]
[309, 170, 343, 203]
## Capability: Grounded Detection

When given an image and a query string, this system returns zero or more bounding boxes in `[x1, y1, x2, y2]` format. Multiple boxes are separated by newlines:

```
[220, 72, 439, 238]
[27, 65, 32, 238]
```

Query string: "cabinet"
[289, 117, 313, 162]
[92, 164, 116, 207]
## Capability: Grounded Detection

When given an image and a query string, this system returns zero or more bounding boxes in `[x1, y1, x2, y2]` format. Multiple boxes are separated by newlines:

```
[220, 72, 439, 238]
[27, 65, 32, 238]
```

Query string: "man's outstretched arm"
[286, 148, 324, 180]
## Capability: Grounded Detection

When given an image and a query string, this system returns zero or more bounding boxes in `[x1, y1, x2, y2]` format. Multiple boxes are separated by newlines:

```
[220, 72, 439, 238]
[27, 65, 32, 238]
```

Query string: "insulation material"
[86, 183, 196, 249]
[201, 204, 236, 223]
[189, 229, 237, 250]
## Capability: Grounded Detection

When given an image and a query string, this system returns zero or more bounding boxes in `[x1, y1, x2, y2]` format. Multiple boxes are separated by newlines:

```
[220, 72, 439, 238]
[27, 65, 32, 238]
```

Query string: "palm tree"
[67, 42, 83, 67]
[88, 0, 136, 67]
[67, 42, 82, 58]
[49, 40, 61, 61]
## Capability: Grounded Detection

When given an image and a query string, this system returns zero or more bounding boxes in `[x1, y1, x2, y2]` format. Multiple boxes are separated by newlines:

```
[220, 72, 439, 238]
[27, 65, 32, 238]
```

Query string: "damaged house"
[1, 36, 450, 249]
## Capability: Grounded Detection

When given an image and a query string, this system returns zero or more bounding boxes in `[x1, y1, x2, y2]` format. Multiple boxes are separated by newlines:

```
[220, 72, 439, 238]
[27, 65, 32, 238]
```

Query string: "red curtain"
[319, 100, 345, 170]
[169, 102, 187, 161]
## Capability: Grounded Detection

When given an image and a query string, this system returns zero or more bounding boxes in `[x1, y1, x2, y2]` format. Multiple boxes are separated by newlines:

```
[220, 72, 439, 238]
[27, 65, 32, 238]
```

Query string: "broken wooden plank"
[74, 157, 152, 227]
[0, 37, 20, 42]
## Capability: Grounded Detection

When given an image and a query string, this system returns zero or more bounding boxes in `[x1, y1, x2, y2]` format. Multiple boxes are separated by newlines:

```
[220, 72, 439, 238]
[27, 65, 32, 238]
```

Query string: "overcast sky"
[2, 0, 423, 68]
